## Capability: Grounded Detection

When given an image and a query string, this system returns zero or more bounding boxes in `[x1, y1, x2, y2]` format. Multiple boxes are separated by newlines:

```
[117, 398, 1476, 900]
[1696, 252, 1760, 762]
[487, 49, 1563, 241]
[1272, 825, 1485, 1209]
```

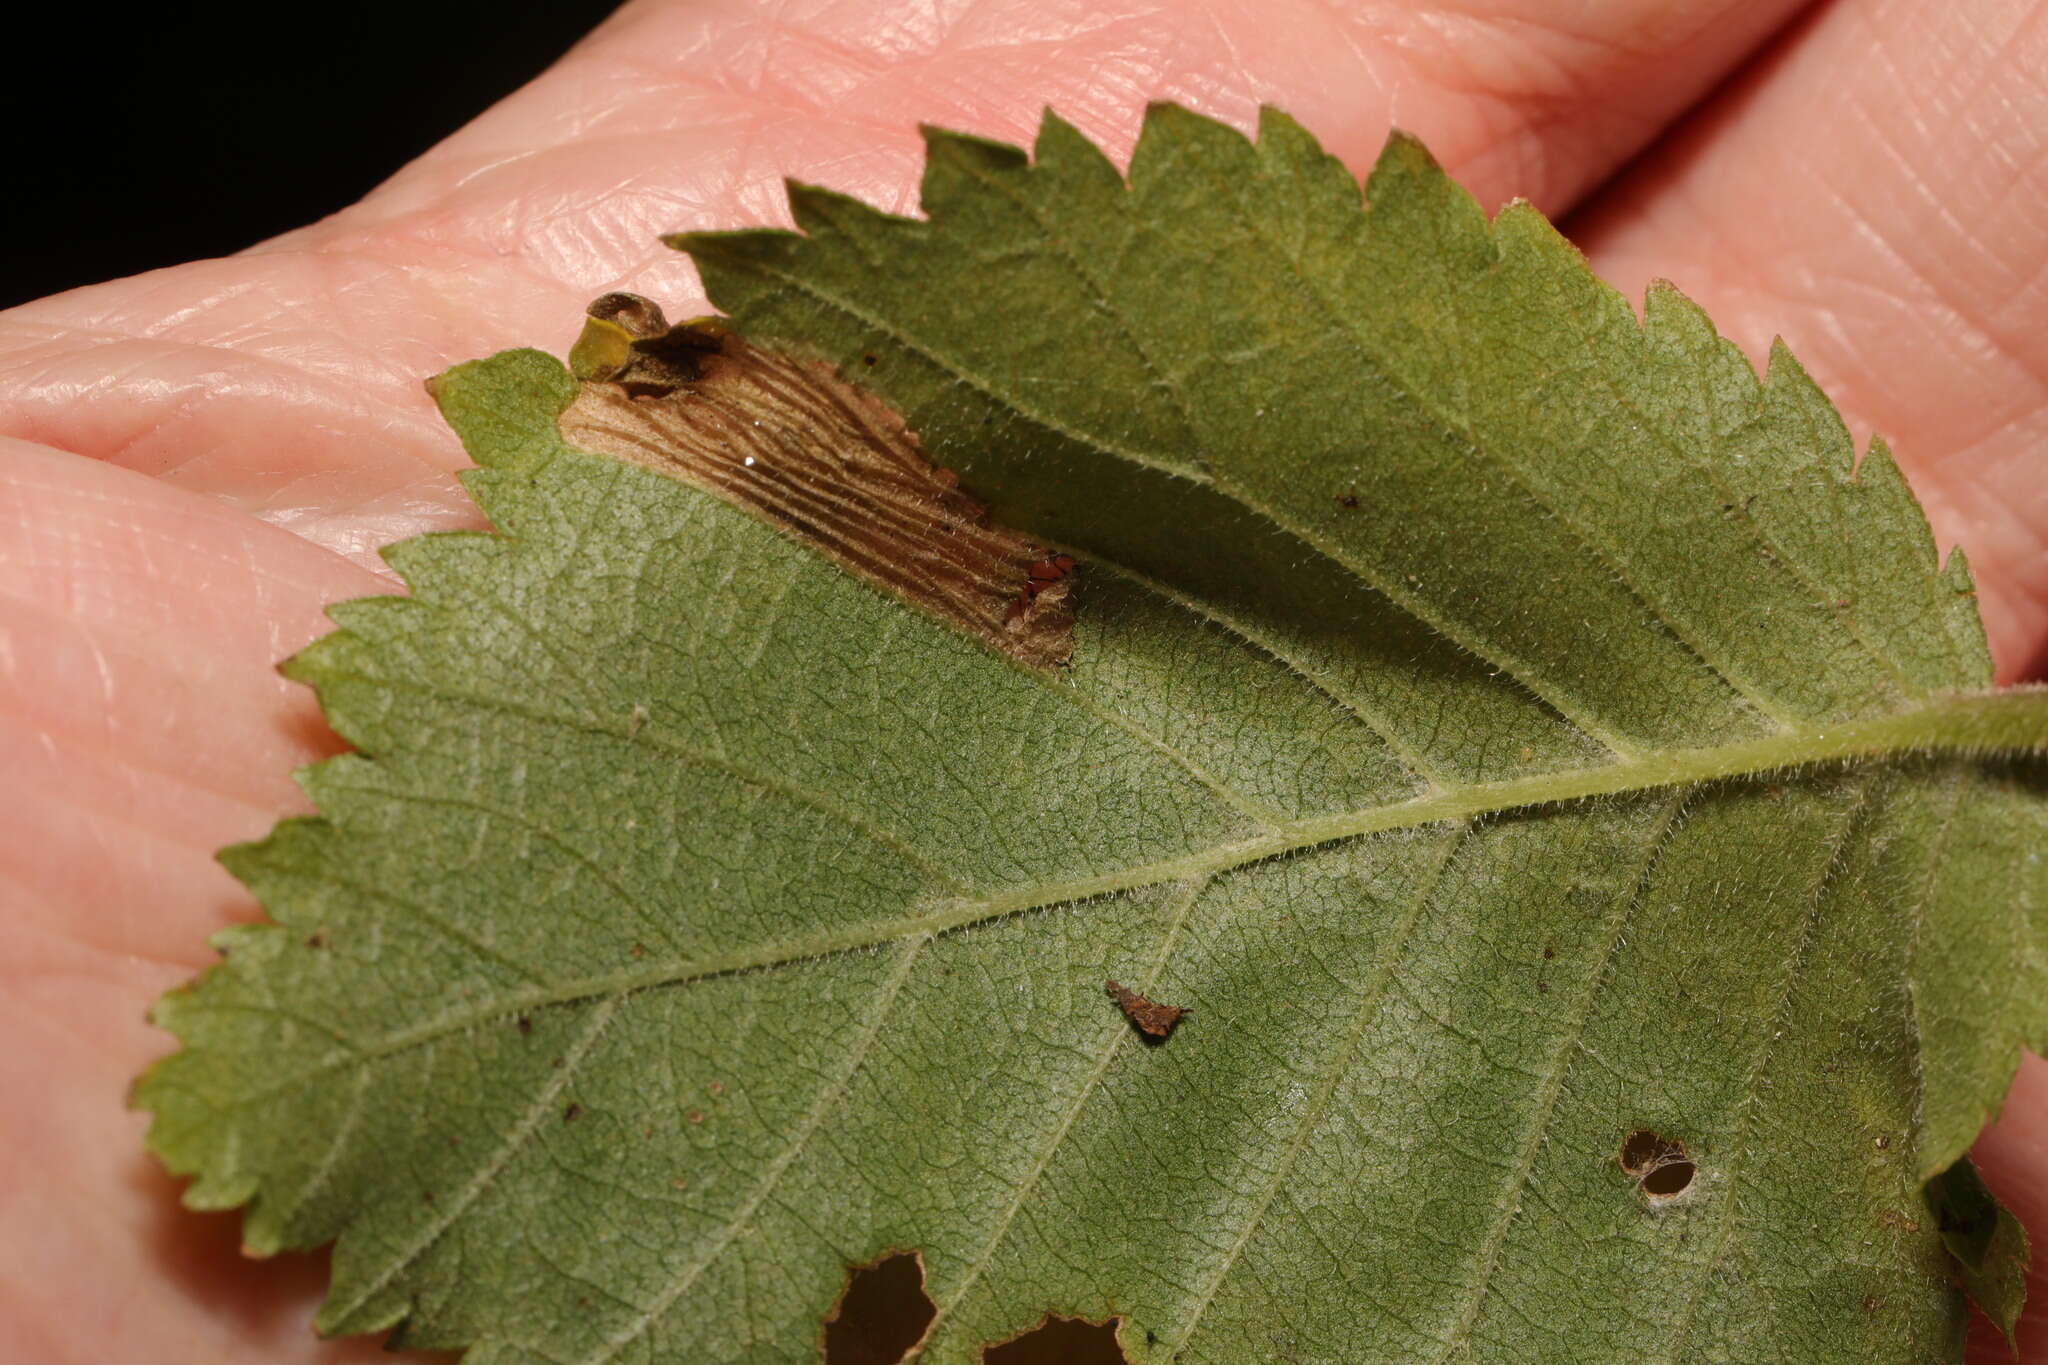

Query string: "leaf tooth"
[1761, 337, 1857, 482]
[781, 178, 908, 240]
[919, 123, 1031, 219]
[1253, 105, 1365, 216]
[1359, 127, 1493, 268]
[661, 223, 801, 263]
[1129, 100, 1257, 191]
[1640, 279, 1768, 416]
[1936, 540, 1996, 686]
[918, 120, 1029, 171]
[1030, 107, 1122, 191]
[1251, 103, 1316, 155]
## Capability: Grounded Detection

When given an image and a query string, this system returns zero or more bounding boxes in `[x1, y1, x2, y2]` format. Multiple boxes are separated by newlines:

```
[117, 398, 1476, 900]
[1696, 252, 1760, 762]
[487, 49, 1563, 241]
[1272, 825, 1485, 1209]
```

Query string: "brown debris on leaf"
[1105, 979, 1185, 1041]
[560, 293, 1077, 670]
[819, 1249, 936, 1365]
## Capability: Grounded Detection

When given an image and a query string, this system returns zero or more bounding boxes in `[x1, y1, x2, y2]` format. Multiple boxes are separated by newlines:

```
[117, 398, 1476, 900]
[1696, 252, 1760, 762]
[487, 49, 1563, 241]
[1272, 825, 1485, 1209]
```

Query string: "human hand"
[5, 2, 2046, 1360]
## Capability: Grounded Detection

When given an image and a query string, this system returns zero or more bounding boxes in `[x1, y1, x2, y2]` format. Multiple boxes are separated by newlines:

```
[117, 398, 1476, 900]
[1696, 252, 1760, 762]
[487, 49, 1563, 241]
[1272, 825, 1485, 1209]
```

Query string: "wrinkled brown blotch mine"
[1105, 979, 1185, 1041]
[561, 293, 1076, 670]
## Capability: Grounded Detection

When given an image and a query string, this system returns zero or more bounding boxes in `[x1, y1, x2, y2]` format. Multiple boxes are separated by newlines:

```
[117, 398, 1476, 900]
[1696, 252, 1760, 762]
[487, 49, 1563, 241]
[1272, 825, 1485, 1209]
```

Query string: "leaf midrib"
[240, 684, 2048, 1105]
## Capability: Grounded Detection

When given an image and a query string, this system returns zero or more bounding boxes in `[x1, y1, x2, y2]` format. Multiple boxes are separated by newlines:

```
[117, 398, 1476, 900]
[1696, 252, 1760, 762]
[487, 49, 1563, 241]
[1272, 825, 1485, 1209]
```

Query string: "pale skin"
[3, 0, 2047, 1359]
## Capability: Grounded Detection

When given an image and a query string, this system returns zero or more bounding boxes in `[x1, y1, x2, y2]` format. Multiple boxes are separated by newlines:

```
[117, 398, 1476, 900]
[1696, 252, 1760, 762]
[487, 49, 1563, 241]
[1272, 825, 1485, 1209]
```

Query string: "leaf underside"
[138, 106, 2048, 1364]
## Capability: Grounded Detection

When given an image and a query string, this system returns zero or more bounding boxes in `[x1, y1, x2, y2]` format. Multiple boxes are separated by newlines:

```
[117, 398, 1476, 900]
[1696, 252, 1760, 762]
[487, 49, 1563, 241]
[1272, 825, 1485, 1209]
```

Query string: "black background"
[3, 4, 623, 310]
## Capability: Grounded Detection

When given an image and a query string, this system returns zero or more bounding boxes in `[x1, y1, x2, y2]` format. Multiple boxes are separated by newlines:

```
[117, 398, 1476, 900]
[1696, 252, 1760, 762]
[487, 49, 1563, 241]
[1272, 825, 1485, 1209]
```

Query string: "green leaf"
[1928, 1158, 2031, 1347]
[137, 106, 2048, 1364]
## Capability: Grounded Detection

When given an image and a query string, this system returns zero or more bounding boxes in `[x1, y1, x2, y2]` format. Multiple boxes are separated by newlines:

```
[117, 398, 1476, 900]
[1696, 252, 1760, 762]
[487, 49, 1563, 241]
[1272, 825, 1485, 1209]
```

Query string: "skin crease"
[2, 0, 2046, 1358]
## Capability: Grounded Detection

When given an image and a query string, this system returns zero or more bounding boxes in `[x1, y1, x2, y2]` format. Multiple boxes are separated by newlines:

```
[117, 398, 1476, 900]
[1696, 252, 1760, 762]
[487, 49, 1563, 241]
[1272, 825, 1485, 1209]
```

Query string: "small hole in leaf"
[820, 1250, 936, 1365]
[1619, 1130, 1665, 1172]
[1619, 1128, 1695, 1200]
[981, 1314, 1127, 1364]
[1640, 1159, 1696, 1197]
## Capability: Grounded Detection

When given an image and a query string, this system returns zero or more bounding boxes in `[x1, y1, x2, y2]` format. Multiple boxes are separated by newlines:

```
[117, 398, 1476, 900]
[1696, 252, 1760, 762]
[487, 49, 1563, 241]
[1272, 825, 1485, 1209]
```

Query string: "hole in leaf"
[1619, 1128, 1696, 1200]
[1640, 1158, 1697, 1197]
[820, 1250, 936, 1365]
[981, 1314, 1128, 1364]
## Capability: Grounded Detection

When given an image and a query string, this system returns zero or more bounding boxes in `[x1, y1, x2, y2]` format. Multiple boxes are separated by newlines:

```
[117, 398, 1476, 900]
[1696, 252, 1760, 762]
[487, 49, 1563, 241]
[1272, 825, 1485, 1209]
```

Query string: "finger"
[0, 443, 403, 1360]
[1570, 0, 2048, 682]
[0, 0, 1817, 560]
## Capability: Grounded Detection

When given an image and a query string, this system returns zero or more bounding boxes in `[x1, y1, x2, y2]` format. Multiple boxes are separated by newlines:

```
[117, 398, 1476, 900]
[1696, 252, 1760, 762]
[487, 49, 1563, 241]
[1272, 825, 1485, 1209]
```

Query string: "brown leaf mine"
[560, 294, 1076, 669]
[1105, 979, 1185, 1041]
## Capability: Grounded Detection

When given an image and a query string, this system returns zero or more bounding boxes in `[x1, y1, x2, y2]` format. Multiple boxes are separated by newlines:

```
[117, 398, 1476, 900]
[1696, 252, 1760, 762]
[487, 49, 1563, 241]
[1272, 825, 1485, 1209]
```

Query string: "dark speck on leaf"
[1334, 490, 1360, 509]
[516, 1015, 533, 1035]
[1106, 979, 1185, 1041]
[564, 1103, 583, 1123]
[304, 929, 329, 950]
